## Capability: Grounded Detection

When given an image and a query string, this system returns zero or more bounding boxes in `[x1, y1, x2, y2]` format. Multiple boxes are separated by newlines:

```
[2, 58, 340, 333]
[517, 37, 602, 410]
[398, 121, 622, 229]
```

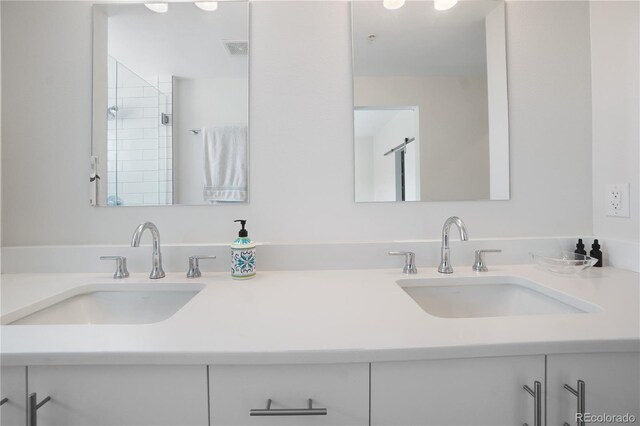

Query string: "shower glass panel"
[106, 56, 173, 206]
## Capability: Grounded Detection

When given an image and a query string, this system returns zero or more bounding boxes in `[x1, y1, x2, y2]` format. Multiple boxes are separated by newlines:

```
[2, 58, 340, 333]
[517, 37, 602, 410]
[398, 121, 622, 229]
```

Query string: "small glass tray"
[530, 251, 597, 274]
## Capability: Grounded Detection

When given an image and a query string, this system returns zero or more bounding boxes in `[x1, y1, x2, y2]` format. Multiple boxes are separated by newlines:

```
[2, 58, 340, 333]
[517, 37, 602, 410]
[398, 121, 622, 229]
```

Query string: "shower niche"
[92, 1, 249, 207]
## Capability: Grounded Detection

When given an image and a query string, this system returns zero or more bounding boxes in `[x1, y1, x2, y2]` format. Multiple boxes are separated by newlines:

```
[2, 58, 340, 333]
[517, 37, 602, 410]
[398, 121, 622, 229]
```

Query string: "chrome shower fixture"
[107, 105, 119, 121]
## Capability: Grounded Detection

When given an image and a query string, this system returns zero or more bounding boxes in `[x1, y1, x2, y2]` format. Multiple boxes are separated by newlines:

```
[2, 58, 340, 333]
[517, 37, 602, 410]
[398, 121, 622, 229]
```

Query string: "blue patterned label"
[231, 248, 256, 279]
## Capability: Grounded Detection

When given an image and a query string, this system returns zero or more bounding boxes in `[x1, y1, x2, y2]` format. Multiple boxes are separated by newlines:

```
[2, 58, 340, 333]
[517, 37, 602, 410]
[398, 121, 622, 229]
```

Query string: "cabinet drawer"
[547, 352, 640, 425]
[209, 363, 369, 426]
[371, 356, 544, 426]
[28, 365, 208, 426]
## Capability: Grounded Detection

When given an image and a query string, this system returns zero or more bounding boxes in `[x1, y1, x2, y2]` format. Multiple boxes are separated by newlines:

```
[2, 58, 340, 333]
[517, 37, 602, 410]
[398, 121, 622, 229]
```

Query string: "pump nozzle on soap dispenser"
[234, 219, 248, 237]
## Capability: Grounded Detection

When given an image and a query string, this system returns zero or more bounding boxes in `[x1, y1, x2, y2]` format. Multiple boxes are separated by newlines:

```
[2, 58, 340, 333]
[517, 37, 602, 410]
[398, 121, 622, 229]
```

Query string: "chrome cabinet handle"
[0, 397, 8, 406]
[100, 256, 129, 279]
[523, 381, 542, 426]
[250, 399, 327, 416]
[27, 393, 51, 426]
[186, 255, 216, 278]
[472, 249, 502, 272]
[564, 380, 585, 426]
[388, 251, 418, 274]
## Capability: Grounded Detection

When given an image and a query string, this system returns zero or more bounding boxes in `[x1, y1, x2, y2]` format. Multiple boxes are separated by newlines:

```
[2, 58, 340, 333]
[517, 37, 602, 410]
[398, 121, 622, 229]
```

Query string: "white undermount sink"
[2, 283, 205, 325]
[399, 276, 601, 318]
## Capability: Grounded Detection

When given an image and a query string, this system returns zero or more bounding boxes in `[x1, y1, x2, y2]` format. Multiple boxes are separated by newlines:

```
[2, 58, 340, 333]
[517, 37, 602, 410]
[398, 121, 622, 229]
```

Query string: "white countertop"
[1, 265, 639, 366]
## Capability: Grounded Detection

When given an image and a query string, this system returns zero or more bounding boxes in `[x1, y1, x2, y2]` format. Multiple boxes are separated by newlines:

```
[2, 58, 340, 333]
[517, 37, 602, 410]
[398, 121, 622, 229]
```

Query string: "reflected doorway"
[354, 107, 420, 202]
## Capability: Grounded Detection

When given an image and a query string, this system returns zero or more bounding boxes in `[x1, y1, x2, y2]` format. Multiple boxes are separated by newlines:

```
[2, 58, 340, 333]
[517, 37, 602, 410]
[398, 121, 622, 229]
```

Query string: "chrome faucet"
[438, 216, 468, 274]
[131, 222, 165, 279]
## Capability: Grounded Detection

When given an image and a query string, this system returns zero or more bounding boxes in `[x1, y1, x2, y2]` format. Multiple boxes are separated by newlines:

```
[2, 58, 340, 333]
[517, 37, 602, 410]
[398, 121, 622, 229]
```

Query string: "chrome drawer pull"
[564, 380, 585, 426]
[250, 398, 327, 416]
[523, 381, 542, 426]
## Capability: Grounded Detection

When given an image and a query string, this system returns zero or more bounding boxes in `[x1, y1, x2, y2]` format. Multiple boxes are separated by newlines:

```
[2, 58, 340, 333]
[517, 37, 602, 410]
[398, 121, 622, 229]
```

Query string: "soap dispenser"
[231, 219, 256, 279]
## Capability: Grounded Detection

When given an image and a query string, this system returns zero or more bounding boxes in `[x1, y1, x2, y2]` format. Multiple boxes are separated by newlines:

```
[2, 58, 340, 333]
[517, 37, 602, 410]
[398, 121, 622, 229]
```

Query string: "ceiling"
[102, 1, 248, 80]
[352, 0, 501, 77]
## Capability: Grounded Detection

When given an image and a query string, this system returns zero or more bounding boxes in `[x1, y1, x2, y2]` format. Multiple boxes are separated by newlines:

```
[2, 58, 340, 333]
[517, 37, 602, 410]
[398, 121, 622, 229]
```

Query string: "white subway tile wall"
[106, 57, 173, 206]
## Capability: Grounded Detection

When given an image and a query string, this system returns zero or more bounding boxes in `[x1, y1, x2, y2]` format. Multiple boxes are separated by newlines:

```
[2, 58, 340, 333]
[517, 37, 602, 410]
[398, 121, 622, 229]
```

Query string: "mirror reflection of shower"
[106, 56, 174, 206]
[93, 2, 250, 207]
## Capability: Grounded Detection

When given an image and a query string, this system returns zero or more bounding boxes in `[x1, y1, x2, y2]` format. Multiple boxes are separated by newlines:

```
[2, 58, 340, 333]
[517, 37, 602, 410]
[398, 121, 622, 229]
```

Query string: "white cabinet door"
[209, 363, 369, 426]
[1, 366, 27, 426]
[371, 355, 544, 426]
[28, 365, 208, 426]
[547, 352, 640, 426]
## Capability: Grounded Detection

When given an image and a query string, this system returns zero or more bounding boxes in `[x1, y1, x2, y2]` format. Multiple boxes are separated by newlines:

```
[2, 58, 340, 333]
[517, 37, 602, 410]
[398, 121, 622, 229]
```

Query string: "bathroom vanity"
[1, 266, 638, 426]
[1, 0, 638, 424]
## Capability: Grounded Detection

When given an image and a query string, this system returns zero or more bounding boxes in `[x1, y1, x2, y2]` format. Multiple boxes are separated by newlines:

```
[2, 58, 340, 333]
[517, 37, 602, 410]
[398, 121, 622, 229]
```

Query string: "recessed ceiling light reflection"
[195, 2, 219, 11]
[383, 0, 406, 10]
[434, 0, 458, 11]
[144, 3, 169, 13]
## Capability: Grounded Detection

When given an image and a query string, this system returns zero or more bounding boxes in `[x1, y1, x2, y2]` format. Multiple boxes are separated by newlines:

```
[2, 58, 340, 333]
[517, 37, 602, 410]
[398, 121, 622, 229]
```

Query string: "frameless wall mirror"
[91, 1, 248, 207]
[352, 0, 509, 202]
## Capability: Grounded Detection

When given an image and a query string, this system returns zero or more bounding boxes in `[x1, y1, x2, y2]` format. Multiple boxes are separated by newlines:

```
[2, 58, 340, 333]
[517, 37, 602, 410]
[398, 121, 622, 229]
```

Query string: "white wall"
[355, 76, 489, 201]
[590, 1, 640, 270]
[174, 77, 247, 204]
[354, 135, 374, 202]
[1, 1, 593, 248]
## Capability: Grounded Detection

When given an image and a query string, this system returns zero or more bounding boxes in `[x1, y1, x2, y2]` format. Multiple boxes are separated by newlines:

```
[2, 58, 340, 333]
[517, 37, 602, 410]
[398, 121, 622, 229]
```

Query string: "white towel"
[203, 126, 248, 202]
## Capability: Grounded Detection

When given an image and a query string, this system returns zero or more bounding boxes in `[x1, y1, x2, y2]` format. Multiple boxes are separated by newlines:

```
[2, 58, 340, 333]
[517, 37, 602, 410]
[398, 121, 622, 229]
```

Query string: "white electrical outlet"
[606, 183, 630, 217]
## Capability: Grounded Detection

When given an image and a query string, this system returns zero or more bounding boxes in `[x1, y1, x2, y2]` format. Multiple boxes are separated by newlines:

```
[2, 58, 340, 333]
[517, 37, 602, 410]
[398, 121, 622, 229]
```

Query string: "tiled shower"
[106, 56, 173, 206]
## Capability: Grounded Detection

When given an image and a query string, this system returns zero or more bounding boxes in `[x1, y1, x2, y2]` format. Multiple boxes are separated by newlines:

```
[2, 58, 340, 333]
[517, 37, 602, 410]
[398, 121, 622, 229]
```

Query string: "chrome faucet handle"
[187, 255, 216, 278]
[472, 249, 502, 272]
[100, 256, 130, 279]
[389, 251, 418, 274]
